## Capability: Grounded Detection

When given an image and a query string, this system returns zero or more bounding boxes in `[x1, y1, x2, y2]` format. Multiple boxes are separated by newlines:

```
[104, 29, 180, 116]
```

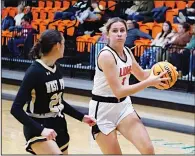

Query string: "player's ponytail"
[29, 29, 63, 60]
[29, 40, 42, 59]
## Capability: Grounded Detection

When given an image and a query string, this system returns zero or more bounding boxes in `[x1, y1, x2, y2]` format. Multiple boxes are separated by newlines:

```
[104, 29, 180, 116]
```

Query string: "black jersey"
[11, 59, 84, 135]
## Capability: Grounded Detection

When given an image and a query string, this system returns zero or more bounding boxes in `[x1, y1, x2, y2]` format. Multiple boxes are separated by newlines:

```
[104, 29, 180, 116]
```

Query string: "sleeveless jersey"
[92, 45, 133, 97]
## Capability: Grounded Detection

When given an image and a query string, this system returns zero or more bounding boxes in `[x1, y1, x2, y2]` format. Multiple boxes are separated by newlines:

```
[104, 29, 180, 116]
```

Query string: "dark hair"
[29, 29, 63, 59]
[159, 21, 172, 39]
[180, 23, 190, 32]
[22, 15, 31, 23]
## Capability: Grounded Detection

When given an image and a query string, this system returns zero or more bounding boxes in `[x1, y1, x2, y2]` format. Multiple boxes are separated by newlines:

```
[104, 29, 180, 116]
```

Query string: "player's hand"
[41, 128, 57, 141]
[82, 115, 96, 126]
[147, 68, 170, 88]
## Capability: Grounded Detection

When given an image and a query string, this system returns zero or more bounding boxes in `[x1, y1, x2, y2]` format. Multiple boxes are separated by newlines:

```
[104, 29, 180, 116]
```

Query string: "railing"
[1, 39, 194, 92]
[137, 45, 195, 92]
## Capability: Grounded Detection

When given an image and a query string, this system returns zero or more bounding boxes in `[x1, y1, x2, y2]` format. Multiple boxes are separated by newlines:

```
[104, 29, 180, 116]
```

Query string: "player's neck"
[109, 44, 124, 56]
[41, 56, 56, 67]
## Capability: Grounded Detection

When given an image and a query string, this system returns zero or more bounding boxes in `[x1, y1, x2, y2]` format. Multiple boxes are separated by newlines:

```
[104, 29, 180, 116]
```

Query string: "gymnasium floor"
[2, 84, 195, 154]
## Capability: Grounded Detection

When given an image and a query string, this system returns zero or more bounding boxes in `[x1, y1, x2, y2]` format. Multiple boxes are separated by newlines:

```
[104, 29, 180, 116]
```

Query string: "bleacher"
[1, 0, 195, 93]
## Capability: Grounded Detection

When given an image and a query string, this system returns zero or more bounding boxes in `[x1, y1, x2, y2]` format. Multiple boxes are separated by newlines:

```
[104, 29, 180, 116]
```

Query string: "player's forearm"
[142, 69, 151, 80]
[62, 101, 84, 121]
[115, 80, 150, 99]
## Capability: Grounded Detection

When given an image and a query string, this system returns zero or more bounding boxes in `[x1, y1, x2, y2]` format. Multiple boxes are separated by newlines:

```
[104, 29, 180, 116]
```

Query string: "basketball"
[152, 61, 178, 90]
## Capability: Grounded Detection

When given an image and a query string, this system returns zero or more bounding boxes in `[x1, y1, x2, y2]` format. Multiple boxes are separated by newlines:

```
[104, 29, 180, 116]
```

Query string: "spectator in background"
[8, 16, 33, 57]
[25, 6, 33, 22]
[174, 1, 195, 24]
[167, 23, 192, 74]
[140, 21, 173, 69]
[125, 20, 153, 48]
[179, 24, 195, 78]
[76, 0, 103, 24]
[126, 1, 154, 22]
[14, 4, 25, 26]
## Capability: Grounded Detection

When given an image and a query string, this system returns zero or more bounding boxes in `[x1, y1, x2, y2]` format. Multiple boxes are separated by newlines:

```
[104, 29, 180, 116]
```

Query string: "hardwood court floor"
[2, 99, 195, 154]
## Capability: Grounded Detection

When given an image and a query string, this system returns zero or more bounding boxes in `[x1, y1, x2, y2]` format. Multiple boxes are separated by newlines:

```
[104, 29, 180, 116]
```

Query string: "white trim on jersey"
[36, 59, 57, 73]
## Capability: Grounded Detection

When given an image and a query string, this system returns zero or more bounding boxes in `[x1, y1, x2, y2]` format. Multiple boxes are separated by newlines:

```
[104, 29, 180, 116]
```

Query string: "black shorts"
[23, 116, 70, 154]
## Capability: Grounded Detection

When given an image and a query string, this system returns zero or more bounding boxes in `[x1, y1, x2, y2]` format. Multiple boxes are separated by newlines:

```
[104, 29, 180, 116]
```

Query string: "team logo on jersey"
[119, 65, 132, 77]
[46, 72, 50, 75]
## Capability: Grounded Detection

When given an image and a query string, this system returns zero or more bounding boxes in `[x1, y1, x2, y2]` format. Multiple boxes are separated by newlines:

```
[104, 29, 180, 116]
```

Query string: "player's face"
[108, 22, 127, 44]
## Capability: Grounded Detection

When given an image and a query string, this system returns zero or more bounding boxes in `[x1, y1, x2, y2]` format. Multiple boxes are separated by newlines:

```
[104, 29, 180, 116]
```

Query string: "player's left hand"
[82, 115, 96, 126]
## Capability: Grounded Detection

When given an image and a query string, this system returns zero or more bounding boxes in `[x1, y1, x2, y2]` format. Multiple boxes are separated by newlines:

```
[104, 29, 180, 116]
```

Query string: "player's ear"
[56, 42, 60, 51]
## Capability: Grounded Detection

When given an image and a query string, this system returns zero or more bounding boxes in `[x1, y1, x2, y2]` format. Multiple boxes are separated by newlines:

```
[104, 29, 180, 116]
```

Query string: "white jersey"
[92, 45, 133, 97]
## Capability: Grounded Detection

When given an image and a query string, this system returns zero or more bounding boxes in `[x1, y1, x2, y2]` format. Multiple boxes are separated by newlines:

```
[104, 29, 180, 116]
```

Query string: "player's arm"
[126, 47, 151, 81]
[61, 98, 96, 126]
[10, 70, 44, 135]
[99, 50, 168, 99]
[61, 98, 84, 121]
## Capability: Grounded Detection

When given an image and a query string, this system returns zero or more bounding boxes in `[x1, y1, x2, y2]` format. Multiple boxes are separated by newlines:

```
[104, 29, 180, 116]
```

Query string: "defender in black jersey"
[11, 29, 96, 155]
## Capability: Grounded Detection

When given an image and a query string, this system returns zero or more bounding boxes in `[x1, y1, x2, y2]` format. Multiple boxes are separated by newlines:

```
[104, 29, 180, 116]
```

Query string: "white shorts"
[89, 96, 134, 139]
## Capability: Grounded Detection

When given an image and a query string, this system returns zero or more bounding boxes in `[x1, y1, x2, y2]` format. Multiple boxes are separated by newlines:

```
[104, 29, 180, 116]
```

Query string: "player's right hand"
[41, 128, 57, 141]
[147, 69, 170, 87]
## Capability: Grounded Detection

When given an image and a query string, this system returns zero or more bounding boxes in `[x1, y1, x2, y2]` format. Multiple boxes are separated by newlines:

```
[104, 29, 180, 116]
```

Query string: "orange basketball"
[152, 61, 178, 90]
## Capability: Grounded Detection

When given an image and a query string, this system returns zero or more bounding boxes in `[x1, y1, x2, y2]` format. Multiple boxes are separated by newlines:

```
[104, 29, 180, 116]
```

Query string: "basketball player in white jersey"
[89, 17, 170, 154]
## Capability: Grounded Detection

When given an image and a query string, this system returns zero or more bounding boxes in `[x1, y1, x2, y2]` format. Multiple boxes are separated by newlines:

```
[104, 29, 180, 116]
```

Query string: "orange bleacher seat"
[76, 35, 91, 52]
[31, 20, 39, 30]
[47, 8, 57, 21]
[154, 1, 164, 8]
[176, 1, 186, 9]
[98, 0, 107, 10]
[2, 8, 9, 19]
[188, 1, 194, 7]
[39, 0, 45, 8]
[63, 0, 71, 10]
[165, 1, 175, 9]
[166, 9, 179, 23]
[39, 24, 47, 33]
[71, 0, 78, 6]
[58, 20, 70, 32]
[40, 8, 48, 20]
[172, 24, 178, 32]
[32, 10, 39, 20]
[152, 23, 163, 39]
[65, 20, 79, 36]
[108, 0, 116, 11]
[86, 35, 101, 52]
[9, 7, 17, 17]
[46, 0, 53, 8]
[2, 31, 12, 45]
[134, 39, 151, 56]
[139, 22, 154, 34]
[55, 0, 62, 8]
